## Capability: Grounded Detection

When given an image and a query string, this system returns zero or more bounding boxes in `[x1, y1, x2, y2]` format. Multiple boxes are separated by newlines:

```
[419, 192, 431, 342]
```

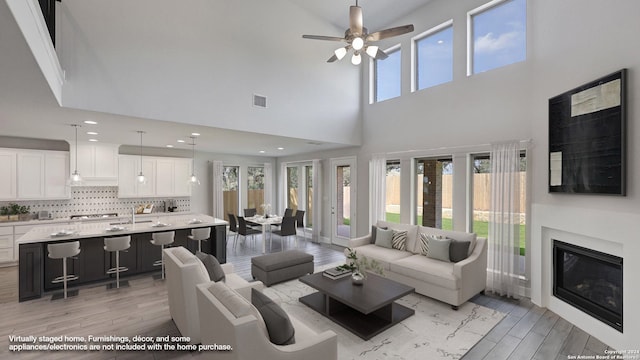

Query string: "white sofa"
[196, 281, 338, 360]
[346, 220, 487, 309]
[164, 246, 264, 344]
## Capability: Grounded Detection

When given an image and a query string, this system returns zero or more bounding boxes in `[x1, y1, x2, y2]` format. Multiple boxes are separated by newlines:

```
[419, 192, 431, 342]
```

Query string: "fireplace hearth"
[553, 240, 623, 332]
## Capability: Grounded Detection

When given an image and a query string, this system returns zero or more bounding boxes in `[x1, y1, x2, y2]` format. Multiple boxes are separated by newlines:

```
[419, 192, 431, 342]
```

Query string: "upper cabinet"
[0, 148, 70, 201]
[118, 155, 191, 198]
[71, 142, 119, 186]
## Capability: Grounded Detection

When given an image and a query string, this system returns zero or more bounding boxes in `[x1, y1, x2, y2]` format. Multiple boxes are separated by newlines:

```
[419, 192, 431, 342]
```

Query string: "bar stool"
[188, 227, 211, 252]
[48, 241, 81, 300]
[104, 236, 131, 289]
[150, 231, 175, 279]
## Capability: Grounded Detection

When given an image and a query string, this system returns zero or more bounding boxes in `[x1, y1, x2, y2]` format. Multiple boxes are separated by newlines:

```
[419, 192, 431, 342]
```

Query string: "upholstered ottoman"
[251, 250, 314, 286]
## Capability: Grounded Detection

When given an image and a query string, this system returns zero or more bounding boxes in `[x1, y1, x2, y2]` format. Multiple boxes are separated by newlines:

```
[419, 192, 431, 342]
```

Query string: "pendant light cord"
[74, 125, 78, 172]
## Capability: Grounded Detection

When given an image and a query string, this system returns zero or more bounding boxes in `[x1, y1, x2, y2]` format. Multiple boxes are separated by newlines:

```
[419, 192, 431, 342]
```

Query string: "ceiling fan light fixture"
[352, 37, 364, 51]
[351, 52, 362, 65]
[366, 45, 379, 58]
[334, 47, 348, 60]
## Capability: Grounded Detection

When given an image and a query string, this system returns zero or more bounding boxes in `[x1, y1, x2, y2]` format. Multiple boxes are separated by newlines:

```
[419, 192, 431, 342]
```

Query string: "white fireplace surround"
[531, 203, 638, 350]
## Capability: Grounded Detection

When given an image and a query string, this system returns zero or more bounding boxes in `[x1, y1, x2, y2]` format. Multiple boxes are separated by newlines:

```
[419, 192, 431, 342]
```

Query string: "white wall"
[57, 0, 362, 147]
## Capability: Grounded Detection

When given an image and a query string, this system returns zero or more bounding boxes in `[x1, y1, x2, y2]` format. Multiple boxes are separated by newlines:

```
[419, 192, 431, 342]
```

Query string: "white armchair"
[196, 281, 338, 360]
[164, 247, 264, 344]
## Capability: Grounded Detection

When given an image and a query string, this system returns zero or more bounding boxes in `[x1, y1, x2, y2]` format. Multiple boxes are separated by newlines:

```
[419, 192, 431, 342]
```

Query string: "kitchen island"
[17, 214, 227, 301]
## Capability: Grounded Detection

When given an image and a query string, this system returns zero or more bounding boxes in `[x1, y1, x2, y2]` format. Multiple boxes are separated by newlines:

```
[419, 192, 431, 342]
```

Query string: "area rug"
[263, 264, 505, 360]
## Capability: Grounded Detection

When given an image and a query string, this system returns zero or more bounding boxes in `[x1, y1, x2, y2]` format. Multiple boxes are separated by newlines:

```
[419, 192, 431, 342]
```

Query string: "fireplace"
[553, 240, 623, 332]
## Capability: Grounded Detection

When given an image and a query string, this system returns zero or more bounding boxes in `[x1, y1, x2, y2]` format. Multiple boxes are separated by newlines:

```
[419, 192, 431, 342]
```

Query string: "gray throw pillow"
[375, 228, 394, 249]
[449, 239, 471, 262]
[426, 237, 451, 262]
[370, 225, 388, 244]
[196, 251, 225, 282]
[251, 288, 295, 345]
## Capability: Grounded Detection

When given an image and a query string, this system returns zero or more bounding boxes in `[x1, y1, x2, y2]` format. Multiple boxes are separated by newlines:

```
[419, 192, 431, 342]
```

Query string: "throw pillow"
[391, 230, 407, 251]
[426, 237, 452, 262]
[251, 288, 295, 345]
[418, 233, 430, 256]
[449, 239, 471, 263]
[196, 251, 226, 282]
[374, 228, 394, 249]
[370, 225, 388, 244]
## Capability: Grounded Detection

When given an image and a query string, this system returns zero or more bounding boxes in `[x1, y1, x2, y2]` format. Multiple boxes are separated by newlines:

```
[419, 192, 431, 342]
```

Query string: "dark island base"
[299, 291, 415, 340]
[18, 225, 226, 302]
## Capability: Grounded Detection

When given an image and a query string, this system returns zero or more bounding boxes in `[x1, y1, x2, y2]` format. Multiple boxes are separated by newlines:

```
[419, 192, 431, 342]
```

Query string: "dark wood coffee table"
[299, 272, 415, 340]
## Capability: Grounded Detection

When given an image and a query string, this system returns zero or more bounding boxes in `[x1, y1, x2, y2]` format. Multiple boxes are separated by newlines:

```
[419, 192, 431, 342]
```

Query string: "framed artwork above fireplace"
[548, 69, 627, 195]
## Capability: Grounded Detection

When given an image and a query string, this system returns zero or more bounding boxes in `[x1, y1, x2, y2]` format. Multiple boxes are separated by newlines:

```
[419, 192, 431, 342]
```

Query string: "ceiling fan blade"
[373, 48, 388, 60]
[302, 35, 345, 42]
[349, 6, 363, 36]
[366, 24, 414, 41]
[327, 54, 339, 63]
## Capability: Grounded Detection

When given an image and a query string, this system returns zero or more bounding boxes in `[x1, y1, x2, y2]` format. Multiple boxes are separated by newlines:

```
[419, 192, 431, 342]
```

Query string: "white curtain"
[369, 153, 386, 227]
[487, 141, 522, 298]
[264, 162, 273, 209]
[279, 162, 287, 215]
[211, 160, 224, 219]
[312, 159, 322, 243]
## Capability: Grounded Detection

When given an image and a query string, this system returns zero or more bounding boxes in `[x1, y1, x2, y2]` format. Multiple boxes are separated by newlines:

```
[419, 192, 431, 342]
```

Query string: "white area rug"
[263, 264, 505, 360]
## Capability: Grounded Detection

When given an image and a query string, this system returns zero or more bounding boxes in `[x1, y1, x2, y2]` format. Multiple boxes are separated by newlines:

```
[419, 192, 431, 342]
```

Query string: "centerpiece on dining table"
[260, 203, 272, 218]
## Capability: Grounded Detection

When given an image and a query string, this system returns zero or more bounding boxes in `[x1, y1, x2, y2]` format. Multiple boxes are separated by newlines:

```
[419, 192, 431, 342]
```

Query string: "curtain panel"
[369, 153, 387, 227]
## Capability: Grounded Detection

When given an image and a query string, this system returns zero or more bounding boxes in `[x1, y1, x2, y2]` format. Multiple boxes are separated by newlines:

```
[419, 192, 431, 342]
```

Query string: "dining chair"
[236, 216, 261, 249]
[243, 208, 257, 217]
[272, 216, 297, 250]
[227, 213, 239, 245]
[295, 210, 306, 243]
[283, 208, 293, 217]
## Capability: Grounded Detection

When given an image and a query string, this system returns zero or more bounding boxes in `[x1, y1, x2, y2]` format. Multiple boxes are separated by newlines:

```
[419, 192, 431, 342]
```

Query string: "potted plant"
[8, 203, 21, 221]
[336, 247, 384, 285]
[0, 205, 8, 221]
[19, 205, 31, 221]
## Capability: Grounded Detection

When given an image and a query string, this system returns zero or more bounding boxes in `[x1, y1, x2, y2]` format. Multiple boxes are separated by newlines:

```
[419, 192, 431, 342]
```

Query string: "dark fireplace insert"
[553, 240, 623, 332]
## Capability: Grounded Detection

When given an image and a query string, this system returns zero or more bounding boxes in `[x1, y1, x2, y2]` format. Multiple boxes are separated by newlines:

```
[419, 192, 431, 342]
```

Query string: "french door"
[330, 157, 356, 247]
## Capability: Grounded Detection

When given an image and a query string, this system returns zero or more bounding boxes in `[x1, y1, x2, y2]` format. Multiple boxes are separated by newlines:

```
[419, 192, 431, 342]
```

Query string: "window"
[247, 166, 264, 213]
[468, 0, 526, 75]
[386, 161, 401, 223]
[373, 46, 402, 102]
[415, 158, 452, 229]
[286, 166, 299, 213]
[470, 152, 527, 255]
[304, 165, 313, 228]
[414, 21, 454, 91]
[222, 166, 239, 220]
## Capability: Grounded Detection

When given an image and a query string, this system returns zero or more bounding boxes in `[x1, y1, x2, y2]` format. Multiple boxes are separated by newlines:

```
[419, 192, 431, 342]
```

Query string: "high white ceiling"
[0, 0, 432, 156]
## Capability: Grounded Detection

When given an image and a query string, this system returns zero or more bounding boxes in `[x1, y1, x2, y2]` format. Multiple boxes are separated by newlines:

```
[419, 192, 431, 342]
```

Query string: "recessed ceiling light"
[437, 40, 444, 44]
[88, 139, 98, 142]
[84, 120, 98, 125]
[259, 150, 265, 154]
[277, 147, 284, 150]
[87, 131, 98, 135]
[166, 145, 174, 148]
[191, 132, 200, 136]
[177, 140, 186, 143]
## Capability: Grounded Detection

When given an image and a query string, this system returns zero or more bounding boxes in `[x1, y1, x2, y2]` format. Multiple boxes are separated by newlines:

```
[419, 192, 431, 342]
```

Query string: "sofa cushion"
[427, 237, 451, 262]
[209, 282, 251, 318]
[350, 244, 412, 271]
[196, 251, 226, 282]
[418, 225, 477, 256]
[449, 239, 471, 263]
[251, 288, 296, 345]
[378, 221, 419, 255]
[375, 228, 394, 248]
[392, 255, 459, 290]
[391, 230, 407, 251]
[369, 225, 388, 244]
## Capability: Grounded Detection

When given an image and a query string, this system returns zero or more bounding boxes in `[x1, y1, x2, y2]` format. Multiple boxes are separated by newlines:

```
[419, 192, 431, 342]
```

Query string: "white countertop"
[4, 211, 195, 227]
[16, 214, 227, 244]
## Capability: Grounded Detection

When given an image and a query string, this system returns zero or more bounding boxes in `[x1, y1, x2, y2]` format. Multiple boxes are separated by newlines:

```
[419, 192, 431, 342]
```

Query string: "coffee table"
[299, 272, 415, 340]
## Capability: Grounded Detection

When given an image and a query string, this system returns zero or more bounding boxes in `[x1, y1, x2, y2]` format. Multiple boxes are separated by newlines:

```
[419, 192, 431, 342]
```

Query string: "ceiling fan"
[302, 0, 414, 65]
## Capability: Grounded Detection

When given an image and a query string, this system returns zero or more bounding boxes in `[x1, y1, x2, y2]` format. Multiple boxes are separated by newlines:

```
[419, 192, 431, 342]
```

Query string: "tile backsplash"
[0, 187, 189, 219]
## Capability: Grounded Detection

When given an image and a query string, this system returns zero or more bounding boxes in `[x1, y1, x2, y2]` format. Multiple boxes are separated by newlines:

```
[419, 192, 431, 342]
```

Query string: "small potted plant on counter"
[19, 205, 32, 221]
[0, 205, 8, 222]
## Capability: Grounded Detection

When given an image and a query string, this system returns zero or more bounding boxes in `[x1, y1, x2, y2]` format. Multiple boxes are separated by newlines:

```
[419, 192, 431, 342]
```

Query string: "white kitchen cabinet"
[0, 150, 17, 200]
[0, 226, 14, 264]
[44, 152, 70, 199]
[118, 155, 190, 198]
[72, 142, 119, 186]
[17, 151, 45, 199]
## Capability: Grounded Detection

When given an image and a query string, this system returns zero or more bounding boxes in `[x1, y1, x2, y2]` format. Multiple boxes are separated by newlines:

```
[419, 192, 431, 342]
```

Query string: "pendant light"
[187, 135, 200, 185]
[69, 124, 82, 185]
[136, 131, 146, 183]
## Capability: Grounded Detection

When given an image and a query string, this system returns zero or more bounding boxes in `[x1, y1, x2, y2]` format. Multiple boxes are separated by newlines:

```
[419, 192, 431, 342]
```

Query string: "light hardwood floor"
[0, 235, 611, 359]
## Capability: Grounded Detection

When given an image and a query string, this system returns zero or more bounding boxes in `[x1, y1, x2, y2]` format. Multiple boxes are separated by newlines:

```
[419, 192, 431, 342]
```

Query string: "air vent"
[253, 94, 267, 108]
[306, 141, 324, 146]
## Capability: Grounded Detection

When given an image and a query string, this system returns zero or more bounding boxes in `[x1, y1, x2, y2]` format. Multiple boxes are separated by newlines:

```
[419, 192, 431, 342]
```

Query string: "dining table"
[245, 215, 282, 254]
